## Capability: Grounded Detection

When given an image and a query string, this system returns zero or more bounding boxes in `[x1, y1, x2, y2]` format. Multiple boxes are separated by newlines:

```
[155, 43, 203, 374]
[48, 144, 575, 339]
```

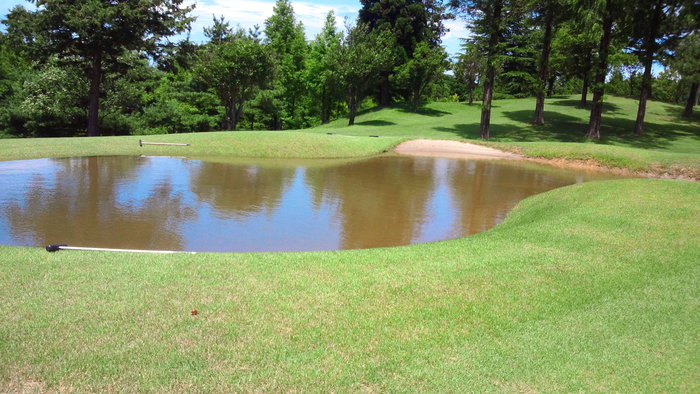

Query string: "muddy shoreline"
[393, 139, 697, 181]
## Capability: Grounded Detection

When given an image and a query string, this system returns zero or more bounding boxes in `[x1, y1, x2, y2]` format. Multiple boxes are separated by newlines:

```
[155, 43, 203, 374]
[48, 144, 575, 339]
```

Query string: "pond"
[0, 155, 621, 252]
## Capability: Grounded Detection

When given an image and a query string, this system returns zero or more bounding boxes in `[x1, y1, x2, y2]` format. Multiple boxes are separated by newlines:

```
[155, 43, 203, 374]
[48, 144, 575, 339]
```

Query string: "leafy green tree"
[671, 32, 700, 117]
[339, 24, 396, 125]
[306, 11, 343, 124]
[392, 41, 449, 111]
[204, 15, 233, 44]
[9, 59, 86, 137]
[627, 0, 691, 134]
[358, 0, 449, 105]
[584, 0, 626, 139]
[531, 0, 569, 125]
[497, 14, 538, 98]
[454, 41, 483, 104]
[196, 32, 273, 130]
[550, 18, 600, 107]
[27, 0, 193, 136]
[452, 0, 524, 139]
[264, 0, 308, 129]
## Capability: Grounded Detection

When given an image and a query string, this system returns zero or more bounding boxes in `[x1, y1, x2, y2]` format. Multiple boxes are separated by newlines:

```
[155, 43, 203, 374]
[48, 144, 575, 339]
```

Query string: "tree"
[264, 0, 308, 129]
[628, 0, 688, 134]
[28, 0, 193, 136]
[531, 0, 568, 125]
[671, 32, 700, 117]
[392, 41, 449, 111]
[585, 0, 625, 139]
[306, 11, 343, 124]
[454, 40, 482, 104]
[339, 24, 395, 125]
[196, 32, 273, 131]
[452, 0, 522, 139]
[550, 18, 600, 107]
[358, 0, 449, 105]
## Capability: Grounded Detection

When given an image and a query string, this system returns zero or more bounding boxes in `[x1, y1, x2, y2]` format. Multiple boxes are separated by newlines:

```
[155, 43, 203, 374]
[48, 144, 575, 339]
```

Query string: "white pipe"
[47, 245, 196, 254]
[139, 140, 189, 147]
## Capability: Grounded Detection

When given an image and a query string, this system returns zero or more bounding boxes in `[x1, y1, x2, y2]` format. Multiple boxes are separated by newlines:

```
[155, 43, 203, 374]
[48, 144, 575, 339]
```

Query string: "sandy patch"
[394, 139, 522, 160]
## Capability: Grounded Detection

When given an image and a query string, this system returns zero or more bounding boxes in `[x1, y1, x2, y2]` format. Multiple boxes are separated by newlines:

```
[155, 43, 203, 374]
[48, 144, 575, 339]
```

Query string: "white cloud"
[184, 0, 358, 41]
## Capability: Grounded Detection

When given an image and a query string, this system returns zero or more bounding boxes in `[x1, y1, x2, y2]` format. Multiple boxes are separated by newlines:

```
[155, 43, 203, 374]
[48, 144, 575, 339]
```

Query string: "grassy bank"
[0, 95, 699, 391]
[1, 179, 698, 391]
[0, 130, 402, 162]
[313, 95, 700, 178]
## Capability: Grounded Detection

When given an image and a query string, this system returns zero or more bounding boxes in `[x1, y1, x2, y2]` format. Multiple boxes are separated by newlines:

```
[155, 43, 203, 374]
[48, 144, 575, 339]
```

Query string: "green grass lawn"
[0, 95, 698, 391]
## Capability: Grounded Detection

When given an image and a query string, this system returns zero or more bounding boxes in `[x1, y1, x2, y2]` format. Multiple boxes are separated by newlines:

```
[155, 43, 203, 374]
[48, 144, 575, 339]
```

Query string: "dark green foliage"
[392, 41, 449, 111]
[454, 41, 483, 104]
[263, 0, 309, 129]
[306, 11, 344, 124]
[28, 0, 194, 136]
[339, 24, 396, 125]
[195, 31, 273, 130]
[358, 0, 449, 105]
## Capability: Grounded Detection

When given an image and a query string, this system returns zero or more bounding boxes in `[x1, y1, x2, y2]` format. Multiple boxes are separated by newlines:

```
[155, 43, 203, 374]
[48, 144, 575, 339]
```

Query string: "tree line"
[0, 0, 697, 140]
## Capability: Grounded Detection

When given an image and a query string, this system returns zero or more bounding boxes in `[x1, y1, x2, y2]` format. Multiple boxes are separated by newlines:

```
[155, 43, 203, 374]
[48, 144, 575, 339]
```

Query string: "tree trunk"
[481, 64, 495, 139]
[580, 73, 589, 108]
[480, 0, 503, 140]
[321, 85, 329, 124]
[547, 74, 556, 97]
[634, 1, 662, 135]
[586, 0, 615, 140]
[683, 82, 698, 117]
[378, 75, 391, 106]
[634, 60, 653, 135]
[225, 104, 235, 130]
[347, 93, 357, 126]
[533, 7, 555, 126]
[232, 103, 244, 131]
[87, 49, 102, 137]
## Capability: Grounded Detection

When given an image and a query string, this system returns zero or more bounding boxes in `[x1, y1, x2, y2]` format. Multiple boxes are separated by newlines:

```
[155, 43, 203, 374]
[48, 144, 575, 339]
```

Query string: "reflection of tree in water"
[446, 160, 571, 236]
[305, 156, 436, 249]
[189, 162, 295, 219]
[4, 156, 193, 250]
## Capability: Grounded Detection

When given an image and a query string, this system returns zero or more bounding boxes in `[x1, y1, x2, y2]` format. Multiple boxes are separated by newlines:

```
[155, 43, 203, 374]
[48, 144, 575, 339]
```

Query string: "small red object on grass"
[191, 309, 198, 316]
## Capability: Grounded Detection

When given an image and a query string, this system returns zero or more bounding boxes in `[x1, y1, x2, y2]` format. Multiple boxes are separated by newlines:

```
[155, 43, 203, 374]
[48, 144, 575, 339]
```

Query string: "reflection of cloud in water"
[0, 156, 621, 252]
[2, 156, 192, 250]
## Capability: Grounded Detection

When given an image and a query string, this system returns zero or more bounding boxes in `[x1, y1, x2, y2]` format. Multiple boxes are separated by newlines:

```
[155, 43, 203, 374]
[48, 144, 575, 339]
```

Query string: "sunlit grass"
[0, 95, 698, 391]
[0, 179, 697, 391]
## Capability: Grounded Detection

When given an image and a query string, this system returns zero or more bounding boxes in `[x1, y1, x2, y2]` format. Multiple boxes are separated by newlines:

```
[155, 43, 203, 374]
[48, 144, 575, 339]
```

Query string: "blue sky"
[0, 0, 468, 57]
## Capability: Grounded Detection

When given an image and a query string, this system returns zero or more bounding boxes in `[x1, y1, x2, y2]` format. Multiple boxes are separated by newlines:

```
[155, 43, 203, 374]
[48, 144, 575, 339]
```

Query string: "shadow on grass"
[395, 103, 453, 117]
[662, 103, 700, 123]
[356, 120, 396, 126]
[550, 99, 622, 114]
[432, 107, 698, 150]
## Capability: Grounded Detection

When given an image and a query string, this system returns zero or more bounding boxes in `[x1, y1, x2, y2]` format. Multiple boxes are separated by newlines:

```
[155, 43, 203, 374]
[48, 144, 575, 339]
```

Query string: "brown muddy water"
[0, 155, 622, 252]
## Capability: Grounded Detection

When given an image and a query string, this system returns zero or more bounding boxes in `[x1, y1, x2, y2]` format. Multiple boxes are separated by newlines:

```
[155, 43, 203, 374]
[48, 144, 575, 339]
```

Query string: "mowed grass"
[0, 130, 402, 161]
[313, 95, 700, 177]
[0, 179, 698, 391]
[0, 95, 699, 391]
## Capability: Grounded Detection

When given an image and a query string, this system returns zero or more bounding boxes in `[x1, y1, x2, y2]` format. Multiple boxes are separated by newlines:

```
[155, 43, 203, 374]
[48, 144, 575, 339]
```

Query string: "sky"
[0, 0, 469, 57]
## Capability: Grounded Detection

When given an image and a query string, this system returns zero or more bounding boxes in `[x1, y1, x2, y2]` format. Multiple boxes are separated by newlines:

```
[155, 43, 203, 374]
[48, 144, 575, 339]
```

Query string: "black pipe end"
[46, 244, 66, 252]
[139, 139, 142, 147]
[369, 135, 379, 138]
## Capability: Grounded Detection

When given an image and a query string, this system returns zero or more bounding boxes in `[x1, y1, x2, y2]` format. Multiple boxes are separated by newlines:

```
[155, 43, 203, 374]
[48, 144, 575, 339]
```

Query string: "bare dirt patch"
[394, 139, 698, 180]
[394, 139, 523, 160]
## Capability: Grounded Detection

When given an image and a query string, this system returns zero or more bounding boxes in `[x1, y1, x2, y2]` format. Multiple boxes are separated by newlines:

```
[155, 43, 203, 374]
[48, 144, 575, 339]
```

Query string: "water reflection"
[0, 155, 620, 252]
[2, 156, 193, 250]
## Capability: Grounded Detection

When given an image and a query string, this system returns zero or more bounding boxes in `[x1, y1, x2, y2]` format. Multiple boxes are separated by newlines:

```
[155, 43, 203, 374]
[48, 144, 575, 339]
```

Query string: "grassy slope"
[1, 180, 698, 391]
[0, 95, 699, 391]
[313, 95, 700, 176]
[0, 131, 402, 161]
